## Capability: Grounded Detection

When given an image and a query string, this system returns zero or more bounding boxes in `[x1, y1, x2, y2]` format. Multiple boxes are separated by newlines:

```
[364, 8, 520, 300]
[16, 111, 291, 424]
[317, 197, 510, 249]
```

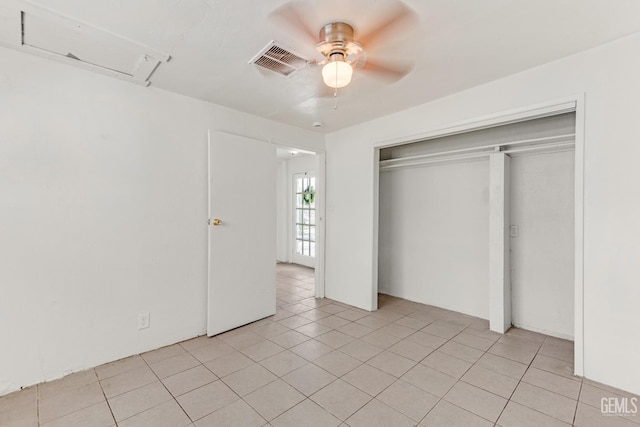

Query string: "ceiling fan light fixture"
[322, 53, 353, 88]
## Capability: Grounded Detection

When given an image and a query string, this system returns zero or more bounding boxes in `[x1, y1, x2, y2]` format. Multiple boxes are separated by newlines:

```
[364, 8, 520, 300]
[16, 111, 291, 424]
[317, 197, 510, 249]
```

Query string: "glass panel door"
[293, 173, 316, 265]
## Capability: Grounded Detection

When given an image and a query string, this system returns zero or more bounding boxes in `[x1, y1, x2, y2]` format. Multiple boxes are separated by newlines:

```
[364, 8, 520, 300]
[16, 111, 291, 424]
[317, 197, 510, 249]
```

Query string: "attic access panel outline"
[0, 1, 169, 86]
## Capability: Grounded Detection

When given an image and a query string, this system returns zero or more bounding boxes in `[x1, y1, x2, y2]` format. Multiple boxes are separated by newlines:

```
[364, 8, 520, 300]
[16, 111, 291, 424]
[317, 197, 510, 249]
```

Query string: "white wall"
[378, 160, 490, 318]
[510, 151, 575, 339]
[0, 46, 323, 396]
[325, 32, 640, 394]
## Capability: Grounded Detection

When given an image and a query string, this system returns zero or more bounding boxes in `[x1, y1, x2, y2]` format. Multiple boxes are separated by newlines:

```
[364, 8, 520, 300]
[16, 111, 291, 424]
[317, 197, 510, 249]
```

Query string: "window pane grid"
[295, 174, 316, 257]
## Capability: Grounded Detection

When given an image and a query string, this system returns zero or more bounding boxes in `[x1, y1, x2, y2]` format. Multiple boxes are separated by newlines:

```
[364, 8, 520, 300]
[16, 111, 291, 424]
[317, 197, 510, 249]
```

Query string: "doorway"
[275, 148, 326, 298]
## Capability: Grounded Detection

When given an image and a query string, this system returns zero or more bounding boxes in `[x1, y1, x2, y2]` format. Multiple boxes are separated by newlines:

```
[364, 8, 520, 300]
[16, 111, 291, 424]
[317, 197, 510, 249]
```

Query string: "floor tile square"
[38, 370, 98, 398]
[342, 364, 396, 396]
[95, 356, 146, 380]
[531, 354, 576, 379]
[222, 364, 277, 397]
[194, 399, 265, 427]
[244, 379, 305, 421]
[40, 401, 114, 427]
[268, 330, 311, 349]
[461, 365, 519, 398]
[387, 339, 435, 362]
[142, 344, 187, 365]
[444, 381, 507, 422]
[511, 382, 577, 424]
[118, 400, 191, 427]
[355, 315, 391, 330]
[259, 351, 308, 377]
[316, 315, 352, 329]
[337, 322, 374, 338]
[498, 401, 570, 427]
[39, 381, 105, 424]
[100, 365, 157, 398]
[475, 352, 528, 380]
[290, 339, 334, 361]
[438, 341, 484, 364]
[162, 365, 218, 397]
[452, 331, 497, 351]
[361, 330, 403, 349]
[421, 400, 493, 427]
[401, 364, 457, 397]
[1, 403, 37, 427]
[521, 367, 581, 399]
[271, 399, 341, 427]
[108, 381, 173, 422]
[295, 322, 333, 338]
[377, 380, 439, 422]
[539, 339, 574, 363]
[317, 304, 348, 315]
[393, 316, 431, 330]
[310, 379, 372, 421]
[176, 380, 238, 421]
[405, 331, 448, 349]
[282, 364, 336, 396]
[203, 351, 255, 378]
[421, 350, 472, 379]
[367, 351, 416, 377]
[315, 330, 355, 349]
[149, 352, 201, 379]
[219, 331, 266, 351]
[252, 323, 290, 339]
[421, 323, 460, 339]
[377, 323, 415, 339]
[346, 399, 416, 427]
[299, 308, 333, 321]
[312, 350, 362, 377]
[240, 340, 285, 362]
[189, 340, 235, 364]
[334, 309, 369, 321]
[339, 339, 383, 362]
[179, 335, 213, 353]
[488, 342, 538, 365]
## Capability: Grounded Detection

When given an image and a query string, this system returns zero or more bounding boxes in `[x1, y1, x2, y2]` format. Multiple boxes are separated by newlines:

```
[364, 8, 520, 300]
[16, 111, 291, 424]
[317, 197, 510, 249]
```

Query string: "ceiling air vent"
[249, 41, 309, 77]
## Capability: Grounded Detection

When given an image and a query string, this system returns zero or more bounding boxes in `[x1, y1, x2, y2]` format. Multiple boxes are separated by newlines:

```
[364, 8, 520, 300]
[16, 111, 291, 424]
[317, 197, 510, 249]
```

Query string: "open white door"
[208, 131, 276, 336]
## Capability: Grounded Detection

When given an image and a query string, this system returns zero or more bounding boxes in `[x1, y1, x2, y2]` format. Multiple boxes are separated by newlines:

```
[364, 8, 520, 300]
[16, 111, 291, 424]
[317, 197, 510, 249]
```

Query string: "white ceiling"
[16, 0, 640, 132]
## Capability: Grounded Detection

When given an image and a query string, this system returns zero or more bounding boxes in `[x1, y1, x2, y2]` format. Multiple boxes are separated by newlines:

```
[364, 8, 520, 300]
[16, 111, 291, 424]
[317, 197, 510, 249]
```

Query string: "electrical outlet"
[137, 312, 150, 330]
[510, 225, 519, 237]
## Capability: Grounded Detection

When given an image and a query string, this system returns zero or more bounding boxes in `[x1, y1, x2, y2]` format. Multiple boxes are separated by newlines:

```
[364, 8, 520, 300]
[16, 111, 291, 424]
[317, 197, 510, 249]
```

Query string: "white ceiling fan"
[266, 1, 419, 90]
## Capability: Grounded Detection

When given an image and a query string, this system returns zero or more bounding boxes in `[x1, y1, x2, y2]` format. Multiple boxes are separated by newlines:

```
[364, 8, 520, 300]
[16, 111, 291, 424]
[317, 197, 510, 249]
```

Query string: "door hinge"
[208, 218, 211, 226]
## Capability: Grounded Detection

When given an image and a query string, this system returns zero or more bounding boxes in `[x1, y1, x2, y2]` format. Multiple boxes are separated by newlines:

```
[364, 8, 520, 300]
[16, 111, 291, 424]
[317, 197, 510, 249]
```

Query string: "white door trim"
[371, 94, 586, 377]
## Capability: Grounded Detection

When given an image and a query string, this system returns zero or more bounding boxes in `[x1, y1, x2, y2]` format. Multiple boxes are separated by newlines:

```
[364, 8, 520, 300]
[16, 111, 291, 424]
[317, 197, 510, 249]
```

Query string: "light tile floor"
[1, 263, 639, 426]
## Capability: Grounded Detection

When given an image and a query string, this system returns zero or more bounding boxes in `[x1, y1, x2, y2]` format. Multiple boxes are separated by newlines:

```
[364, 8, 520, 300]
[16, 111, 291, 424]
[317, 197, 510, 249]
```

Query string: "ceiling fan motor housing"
[318, 22, 357, 59]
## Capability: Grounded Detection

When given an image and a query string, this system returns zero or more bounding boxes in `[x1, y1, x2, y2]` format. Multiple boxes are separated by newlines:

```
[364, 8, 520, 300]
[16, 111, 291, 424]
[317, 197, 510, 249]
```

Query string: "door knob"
[212, 218, 222, 226]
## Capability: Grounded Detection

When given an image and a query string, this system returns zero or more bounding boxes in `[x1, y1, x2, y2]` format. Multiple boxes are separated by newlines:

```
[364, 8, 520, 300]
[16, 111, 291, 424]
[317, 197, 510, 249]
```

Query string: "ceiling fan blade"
[268, 1, 319, 47]
[357, 2, 419, 50]
[360, 58, 414, 82]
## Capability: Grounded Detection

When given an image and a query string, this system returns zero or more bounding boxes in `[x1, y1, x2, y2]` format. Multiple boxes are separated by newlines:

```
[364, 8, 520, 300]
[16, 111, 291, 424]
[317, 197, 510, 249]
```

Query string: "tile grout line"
[95, 368, 119, 427]
[572, 380, 585, 427]
[415, 323, 493, 426]
[36, 384, 40, 427]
